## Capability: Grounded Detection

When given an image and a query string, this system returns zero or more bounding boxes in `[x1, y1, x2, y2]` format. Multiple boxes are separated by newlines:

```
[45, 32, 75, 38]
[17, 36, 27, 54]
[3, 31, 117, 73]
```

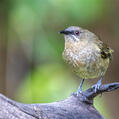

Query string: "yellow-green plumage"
[61, 26, 113, 79]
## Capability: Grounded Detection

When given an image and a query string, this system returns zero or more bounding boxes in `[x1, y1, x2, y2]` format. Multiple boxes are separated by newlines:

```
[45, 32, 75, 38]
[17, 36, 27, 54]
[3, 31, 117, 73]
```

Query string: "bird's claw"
[77, 89, 83, 96]
[92, 84, 101, 93]
[76, 92, 82, 97]
[92, 78, 102, 93]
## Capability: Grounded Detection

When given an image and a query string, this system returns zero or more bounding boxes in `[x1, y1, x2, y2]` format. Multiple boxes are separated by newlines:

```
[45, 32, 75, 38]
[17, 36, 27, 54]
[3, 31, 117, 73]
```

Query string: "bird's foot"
[71, 89, 83, 97]
[76, 89, 83, 96]
[72, 79, 85, 97]
[76, 79, 85, 96]
[92, 79, 102, 93]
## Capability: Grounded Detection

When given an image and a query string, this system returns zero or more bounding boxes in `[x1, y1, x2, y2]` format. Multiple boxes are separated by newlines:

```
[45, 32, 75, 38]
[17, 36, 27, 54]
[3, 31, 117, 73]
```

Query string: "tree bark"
[0, 82, 119, 119]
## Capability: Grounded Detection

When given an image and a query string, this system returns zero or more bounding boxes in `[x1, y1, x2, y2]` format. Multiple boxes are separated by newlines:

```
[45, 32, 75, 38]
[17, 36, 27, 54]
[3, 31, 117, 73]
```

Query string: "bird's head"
[59, 26, 96, 43]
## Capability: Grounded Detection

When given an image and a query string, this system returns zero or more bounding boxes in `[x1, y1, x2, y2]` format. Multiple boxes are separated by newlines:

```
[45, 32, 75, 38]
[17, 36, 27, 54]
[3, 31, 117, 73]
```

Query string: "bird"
[59, 26, 113, 94]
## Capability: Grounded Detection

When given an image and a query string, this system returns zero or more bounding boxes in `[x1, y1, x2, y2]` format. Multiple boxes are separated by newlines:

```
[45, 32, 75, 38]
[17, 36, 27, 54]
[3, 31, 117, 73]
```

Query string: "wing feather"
[98, 42, 113, 62]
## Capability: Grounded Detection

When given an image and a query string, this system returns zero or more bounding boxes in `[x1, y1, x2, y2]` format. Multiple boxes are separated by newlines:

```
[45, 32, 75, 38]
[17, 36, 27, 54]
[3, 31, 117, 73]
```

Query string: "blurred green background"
[0, 0, 119, 119]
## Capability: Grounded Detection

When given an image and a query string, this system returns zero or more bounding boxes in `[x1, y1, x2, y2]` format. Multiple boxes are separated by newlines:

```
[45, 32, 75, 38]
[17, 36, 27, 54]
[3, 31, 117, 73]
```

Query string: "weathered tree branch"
[0, 82, 119, 119]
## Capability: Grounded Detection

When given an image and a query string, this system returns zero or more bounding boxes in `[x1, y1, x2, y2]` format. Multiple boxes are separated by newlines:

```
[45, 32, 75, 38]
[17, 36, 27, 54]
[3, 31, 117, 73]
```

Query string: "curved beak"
[59, 30, 72, 35]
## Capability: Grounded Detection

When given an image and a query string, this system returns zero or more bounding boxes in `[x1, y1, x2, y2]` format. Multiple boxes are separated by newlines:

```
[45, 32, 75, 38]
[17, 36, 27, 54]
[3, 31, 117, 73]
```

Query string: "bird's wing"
[98, 41, 114, 62]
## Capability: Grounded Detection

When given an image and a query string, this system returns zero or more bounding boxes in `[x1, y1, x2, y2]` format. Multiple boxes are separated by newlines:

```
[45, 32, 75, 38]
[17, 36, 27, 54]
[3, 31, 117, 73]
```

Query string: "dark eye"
[75, 31, 80, 35]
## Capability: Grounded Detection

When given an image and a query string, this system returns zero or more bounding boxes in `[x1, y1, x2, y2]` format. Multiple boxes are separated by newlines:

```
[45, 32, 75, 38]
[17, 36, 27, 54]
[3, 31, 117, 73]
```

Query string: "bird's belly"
[63, 49, 109, 79]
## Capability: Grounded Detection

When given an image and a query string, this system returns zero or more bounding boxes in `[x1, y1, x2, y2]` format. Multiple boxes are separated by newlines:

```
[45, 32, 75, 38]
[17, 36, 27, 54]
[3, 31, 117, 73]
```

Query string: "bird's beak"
[59, 30, 72, 35]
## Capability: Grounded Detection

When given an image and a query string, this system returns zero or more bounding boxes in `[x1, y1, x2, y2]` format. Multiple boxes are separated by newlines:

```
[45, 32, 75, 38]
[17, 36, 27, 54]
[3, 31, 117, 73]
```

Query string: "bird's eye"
[75, 31, 80, 36]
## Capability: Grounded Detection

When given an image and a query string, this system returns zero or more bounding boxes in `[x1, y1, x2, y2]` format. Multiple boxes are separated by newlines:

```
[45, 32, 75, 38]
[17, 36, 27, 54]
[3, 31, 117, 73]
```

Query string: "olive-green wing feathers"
[99, 42, 114, 62]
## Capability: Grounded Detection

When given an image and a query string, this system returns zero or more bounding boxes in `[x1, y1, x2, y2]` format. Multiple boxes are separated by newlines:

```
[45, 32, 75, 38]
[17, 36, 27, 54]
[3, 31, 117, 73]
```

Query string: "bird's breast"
[63, 41, 110, 79]
[63, 41, 98, 68]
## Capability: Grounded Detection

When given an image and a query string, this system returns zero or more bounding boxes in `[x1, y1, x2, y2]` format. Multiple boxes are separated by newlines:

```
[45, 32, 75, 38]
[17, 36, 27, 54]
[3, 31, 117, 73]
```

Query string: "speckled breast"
[63, 42, 109, 79]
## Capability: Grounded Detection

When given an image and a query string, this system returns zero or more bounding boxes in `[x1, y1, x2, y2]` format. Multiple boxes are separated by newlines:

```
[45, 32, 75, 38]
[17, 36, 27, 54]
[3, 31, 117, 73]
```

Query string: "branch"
[77, 82, 119, 104]
[0, 82, 119, 119]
